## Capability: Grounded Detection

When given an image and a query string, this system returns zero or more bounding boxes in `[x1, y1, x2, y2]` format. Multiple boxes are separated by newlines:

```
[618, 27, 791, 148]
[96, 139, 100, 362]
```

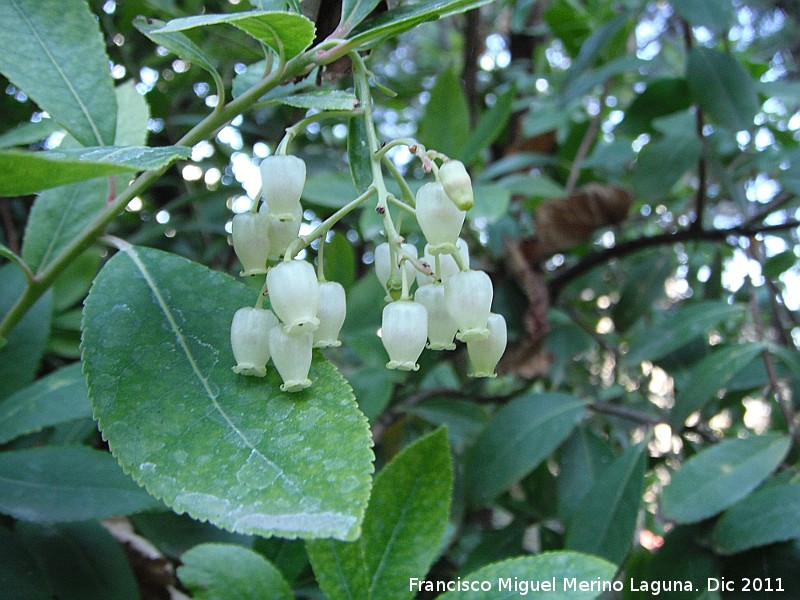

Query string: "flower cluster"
[229, 150, 506, 393]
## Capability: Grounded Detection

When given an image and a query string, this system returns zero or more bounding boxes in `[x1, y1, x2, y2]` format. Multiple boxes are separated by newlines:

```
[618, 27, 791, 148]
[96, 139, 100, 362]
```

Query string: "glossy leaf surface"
[81, 245, 373, 540]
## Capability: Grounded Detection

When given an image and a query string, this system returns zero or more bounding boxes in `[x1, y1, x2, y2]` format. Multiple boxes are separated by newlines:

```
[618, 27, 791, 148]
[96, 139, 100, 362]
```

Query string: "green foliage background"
[0, 0, 799, 598]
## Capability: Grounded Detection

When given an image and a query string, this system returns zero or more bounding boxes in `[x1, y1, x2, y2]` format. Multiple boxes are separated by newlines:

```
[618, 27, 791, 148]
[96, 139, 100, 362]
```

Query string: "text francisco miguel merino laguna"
[409, 576, 727, 595]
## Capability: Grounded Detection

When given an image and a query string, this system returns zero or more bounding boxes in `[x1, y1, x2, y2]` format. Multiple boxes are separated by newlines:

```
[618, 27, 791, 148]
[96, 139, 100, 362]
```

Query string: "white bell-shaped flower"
[268, 327, 313, 392]
[231, 212, 270, 276]
[444, 269, 493, 342]
[439, 160, 474, 211]
[260, 155, 306, 220]
[415, 182, 466, 255]
[416, 238, 469, 286]
[261, 202, 302, 261]
[414, 283, 458, 351]
[374, 241, 418, 301]
[266, 260, 320, 335]
[381, 300, 428, 371]
[467, 313, 507, 378]
[230, 306, 278, 377]
[313, 281, 346, 348]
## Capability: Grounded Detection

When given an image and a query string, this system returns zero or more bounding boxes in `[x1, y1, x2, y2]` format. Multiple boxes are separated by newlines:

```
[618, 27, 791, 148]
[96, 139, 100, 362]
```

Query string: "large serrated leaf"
[565, 443, 646, 564]
[0, 0, 116, 147]
[661, 434, 791, 524]
[0, 146, 191, 196]
[0, 446, 162, 521]
[81, 246, 373, 540]
[178, 543, 293, 600]
[153, 11, 315, 59]
[436, 552, 617, 600]
[21, 178, 107, 272]
[465, 392, 586, 505]
[348, 0, 493, 49]
[0, 363, 91, 445]
[713, 481, 800, 555]
[307, 429, 453, 600]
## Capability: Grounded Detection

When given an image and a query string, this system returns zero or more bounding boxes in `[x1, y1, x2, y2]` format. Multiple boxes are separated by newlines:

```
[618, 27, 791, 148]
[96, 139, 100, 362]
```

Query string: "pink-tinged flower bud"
[374, 242, 418, 301]
[416, 238, 469, 286]
[268, 327, 313, 392]
[381, 300, 428, 371]
[467, 313, 507, 378]
[260, 202, 302, 261]
[415, 182, 466, 255]
[232, 212, 270, 276]
[266, 260, 320, 335]
[414, 283, 458, 351]
[230, 306, 279, 377]
[313, 281, 346, 348]
[444, 269, 493, 342]
[439, 160, 474, 210]
[260, 155, 306, 220]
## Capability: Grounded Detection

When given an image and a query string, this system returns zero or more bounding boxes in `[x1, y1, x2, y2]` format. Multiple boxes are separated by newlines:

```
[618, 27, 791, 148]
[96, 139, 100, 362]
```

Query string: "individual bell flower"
[231, 212, 270, 276]
[416, 238, 470, 286]
[230, 306, 279, 377]
[266, 260, 320, 335]
[374, 241, 418, 301]
[414, 283, 458, 351]
[415, 182, 466, 255]
[444, 269, 493, 342]
[268, 327, 313, 392]
[261, 202, 302, 261]
[260, 155, 306, 220]
[381, 300, 428, 371]
[439, 160, 474, 211]
[467, 313, 507, 378]
[313, 281, 346, 348]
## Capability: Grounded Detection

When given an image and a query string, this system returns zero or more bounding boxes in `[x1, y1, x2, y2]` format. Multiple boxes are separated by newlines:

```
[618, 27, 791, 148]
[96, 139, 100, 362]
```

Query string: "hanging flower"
[230, 306, 278, 377]
[381, 300, 428, 371]
[414, 283, 458, 350]
[444, 269, 493, 342]
[415, 182, 466, 255]
[467, 313, 507, 377]
[266, 260, 320, 335]
[439, 159, 474, 210]
[374, 241, 418, 301]
[260, 155, 306, 220]
[268, 327, 313, 392]
[231, 212, 270, 276]
[313, 281, 346, 348]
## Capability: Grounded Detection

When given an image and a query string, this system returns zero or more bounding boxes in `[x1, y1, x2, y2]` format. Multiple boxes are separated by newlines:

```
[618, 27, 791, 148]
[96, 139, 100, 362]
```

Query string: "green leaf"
[687, 48, 759, 131]
[130, 512, 253, 559]
[459, 87, 514, 165]
[348, 0, 493, 49]
[632, 132, 701, 201]
[561, 14, 628, 94]
[670, 343, 767, 427]
[307, 429, 453, 600]
[612, 252, 672, 332]
[133, 17, 220, 81]
[0, 264, 52, 401]
[0, 146, 191, 196]
[153, 11, 316, 59]
[279, 90, 360, 111]
[0, 446, 161, 521]
[340, 0, 384, 33]
[471, 183, 511, 223]
[114, 81, 151, 147]
[0, 363, 92, 445]
[304, 171, 360, 209]
[81, 246, 373, 540]
[713, 482, 800, 555]
[565, 443, 646, 564]
[0, 119, 61, 149]
[436, 552, 617, 600]
[465, 392, 586, 505]
[0, 526, 51, 600]
[418, 69, 470, 158]
[0, 0, 116, 147]
[348, 105, 373, 195]
[322, 232, 357, 289]
[21, 178, 107, 272]
[624, 301, 745, 366]
[14, 521, 139, 600]
[177, 543, 293, 600]
[617, 78, 692, 136]
[661, 434, 791, 524]
[671, 0, 735, 35]
[557, 428, 615, 523]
